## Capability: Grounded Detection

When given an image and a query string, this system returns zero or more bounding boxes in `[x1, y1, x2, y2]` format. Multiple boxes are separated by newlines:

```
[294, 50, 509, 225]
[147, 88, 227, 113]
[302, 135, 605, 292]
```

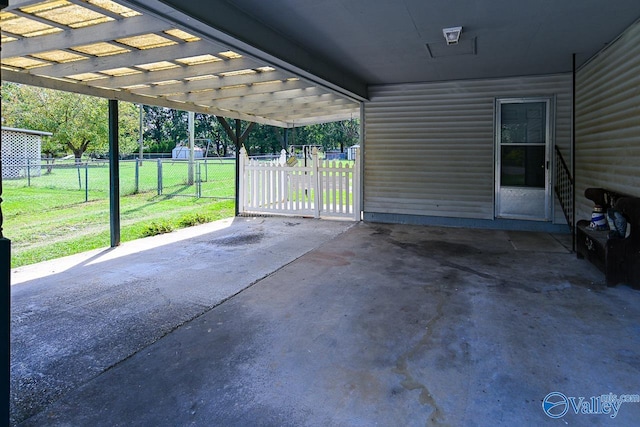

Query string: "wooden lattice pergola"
[1, 0, 362, 127]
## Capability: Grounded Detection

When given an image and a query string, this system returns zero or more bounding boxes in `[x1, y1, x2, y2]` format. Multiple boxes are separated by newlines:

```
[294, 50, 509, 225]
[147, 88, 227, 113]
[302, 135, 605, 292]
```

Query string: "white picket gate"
[238, 147, 360, 220]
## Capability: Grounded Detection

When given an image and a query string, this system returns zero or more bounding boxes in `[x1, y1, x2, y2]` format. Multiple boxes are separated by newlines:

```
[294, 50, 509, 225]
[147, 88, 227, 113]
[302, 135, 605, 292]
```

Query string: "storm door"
[495, 98, 552, 220]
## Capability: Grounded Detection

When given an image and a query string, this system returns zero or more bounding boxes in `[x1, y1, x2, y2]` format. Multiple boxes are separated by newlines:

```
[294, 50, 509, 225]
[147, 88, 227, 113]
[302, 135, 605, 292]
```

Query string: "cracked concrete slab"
[11, 220, 640, 426]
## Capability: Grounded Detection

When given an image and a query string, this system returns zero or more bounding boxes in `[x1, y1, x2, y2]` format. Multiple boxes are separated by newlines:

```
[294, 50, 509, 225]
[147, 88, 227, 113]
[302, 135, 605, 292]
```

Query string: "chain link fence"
[3, 157, 236, 201]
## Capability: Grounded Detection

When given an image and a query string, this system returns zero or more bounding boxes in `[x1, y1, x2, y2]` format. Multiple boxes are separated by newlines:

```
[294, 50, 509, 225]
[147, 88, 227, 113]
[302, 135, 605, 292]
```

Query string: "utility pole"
[138, 104, 144, 166]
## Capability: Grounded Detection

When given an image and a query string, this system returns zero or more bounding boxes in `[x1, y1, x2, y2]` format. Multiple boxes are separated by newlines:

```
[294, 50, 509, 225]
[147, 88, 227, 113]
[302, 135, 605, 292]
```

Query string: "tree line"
[1, 83, 359, 160]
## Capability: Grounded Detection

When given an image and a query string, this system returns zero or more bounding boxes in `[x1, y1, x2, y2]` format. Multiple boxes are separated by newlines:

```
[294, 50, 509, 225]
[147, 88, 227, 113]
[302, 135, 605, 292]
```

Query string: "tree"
[195, 113, 230, 156]
[1, 83, 139, 161]
[234, 120, 359, 156]
[286, 120, 359, 153]
[243, 122, 282, 155]
[142, 106, 188, 153]
[137, 104, 359, 156]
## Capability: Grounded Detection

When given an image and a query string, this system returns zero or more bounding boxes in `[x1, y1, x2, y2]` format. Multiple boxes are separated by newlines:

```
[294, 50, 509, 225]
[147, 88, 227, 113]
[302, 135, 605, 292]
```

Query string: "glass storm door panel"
[495, 98, 552, 220]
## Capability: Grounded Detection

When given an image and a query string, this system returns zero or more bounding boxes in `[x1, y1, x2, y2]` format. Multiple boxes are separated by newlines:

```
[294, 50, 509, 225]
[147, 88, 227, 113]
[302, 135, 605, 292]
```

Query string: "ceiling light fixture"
[443, 26, 462, 45]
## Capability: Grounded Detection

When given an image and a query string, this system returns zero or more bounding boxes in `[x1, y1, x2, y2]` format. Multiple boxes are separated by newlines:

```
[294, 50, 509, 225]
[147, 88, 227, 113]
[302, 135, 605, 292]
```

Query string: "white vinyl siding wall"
[364, 74, 572, 223]
[575, 20, 640, 220]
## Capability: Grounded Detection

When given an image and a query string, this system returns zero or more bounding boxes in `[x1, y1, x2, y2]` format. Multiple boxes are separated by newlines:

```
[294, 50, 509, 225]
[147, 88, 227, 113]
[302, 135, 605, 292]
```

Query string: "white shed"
[172, 144, 204, 159]
[1, 127, 52, 179]
[347, 144, 360, 161]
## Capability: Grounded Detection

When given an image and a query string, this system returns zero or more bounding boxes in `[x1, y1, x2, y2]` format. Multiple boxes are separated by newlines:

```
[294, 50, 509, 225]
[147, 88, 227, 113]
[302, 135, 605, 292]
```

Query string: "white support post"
[313, 147, 320, 218]
[238, 147, 247, 214]
[353, 148, 361, 220]
[279, 149, 286, 210]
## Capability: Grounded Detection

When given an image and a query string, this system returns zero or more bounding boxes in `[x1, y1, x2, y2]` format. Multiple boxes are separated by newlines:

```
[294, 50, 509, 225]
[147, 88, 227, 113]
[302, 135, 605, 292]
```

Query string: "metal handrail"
[554, 145, 574, 233]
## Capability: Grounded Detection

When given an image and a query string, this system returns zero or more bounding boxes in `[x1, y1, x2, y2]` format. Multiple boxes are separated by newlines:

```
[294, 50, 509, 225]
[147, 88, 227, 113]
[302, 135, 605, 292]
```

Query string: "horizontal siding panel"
[366, 188, 494, 199]
[366, 177, 492, 189]
[367, 147, 491, 154]
[578, 93, 640, 121]
[578, 25, 640, 89]
[576, 79, 640, 113]
[575, 20, 640, 221]
[578, 53, 640, 93]
[365, 200, 495, 219]
[364, 74, 572, 222]
[366, 144, 492, 151]
[366, 116, 493, 124]
[577, 124, 640, 140]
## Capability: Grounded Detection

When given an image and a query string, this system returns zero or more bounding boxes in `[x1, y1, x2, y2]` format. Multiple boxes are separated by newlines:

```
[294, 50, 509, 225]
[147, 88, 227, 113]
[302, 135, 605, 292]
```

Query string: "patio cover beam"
[217, 97, 354, 115]
[165, 79, 312, 103]
[129, 71, 291, 96]
[2, 69, 290, 127]
[277, 113, 361, 127]
[195, 87, 330, 108]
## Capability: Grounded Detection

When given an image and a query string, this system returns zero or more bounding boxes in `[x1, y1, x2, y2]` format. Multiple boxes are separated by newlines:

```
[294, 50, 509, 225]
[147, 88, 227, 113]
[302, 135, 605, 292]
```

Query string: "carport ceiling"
[0, 0, 361, 128]
[157, 0, 640, 86]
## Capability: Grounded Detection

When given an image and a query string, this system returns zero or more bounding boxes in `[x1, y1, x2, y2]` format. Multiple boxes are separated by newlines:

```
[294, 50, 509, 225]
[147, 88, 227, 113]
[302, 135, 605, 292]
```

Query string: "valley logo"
[542, 391, 640, 419]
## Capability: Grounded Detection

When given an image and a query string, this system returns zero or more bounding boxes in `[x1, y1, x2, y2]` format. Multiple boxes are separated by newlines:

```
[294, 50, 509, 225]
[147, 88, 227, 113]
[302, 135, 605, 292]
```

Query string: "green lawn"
[8, 158, 236, 199]
[3, 184, 235, 268]
[3, 157, 356, 267]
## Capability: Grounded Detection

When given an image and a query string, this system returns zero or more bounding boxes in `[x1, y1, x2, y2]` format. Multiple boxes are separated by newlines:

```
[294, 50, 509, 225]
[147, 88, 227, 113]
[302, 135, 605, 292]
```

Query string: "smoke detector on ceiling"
[443, 26, 462, 45]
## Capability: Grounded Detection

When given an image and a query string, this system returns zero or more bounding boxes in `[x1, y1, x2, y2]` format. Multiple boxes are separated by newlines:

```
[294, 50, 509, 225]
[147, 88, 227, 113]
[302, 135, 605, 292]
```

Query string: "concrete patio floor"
[10, 217, 640, 426]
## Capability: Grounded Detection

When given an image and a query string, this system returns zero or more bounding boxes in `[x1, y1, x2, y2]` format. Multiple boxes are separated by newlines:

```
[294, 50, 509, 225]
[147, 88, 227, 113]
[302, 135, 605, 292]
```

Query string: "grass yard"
[3, 185, 235, 268]
[10, 158, 236, 199]
[4, 157, 355, 267]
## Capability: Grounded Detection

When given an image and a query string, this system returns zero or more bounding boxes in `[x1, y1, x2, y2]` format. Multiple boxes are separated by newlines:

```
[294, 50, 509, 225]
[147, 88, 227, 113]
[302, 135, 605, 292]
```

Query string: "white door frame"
[494, 96, 554, 221]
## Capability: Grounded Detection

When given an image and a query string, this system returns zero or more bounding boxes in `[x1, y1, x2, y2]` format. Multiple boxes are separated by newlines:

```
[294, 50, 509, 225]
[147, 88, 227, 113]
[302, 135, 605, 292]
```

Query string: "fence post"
[85, 162, 89, 202]
[26, 158, 31, 187]
[313, 147, 320, 218]
[134, 160, 139, 194]
[238, 147, 247, 214]
[196, 162, 201, 198]
[279, 150, 287, 210]
[157, 159, 163, 196]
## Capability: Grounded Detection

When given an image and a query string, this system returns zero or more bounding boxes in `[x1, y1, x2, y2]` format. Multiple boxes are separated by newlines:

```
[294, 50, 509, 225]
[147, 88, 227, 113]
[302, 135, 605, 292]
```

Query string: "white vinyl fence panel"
[239, 147, 360, 219]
